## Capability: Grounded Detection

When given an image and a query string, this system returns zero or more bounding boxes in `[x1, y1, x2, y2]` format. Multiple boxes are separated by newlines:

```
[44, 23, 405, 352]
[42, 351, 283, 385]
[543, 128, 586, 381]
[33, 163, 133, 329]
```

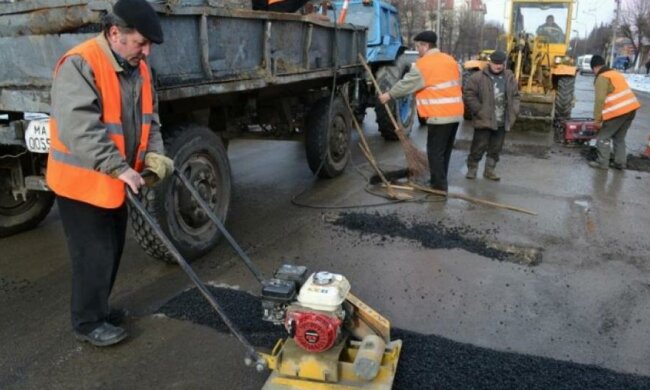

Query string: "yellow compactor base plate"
[261, 338, 402, 390]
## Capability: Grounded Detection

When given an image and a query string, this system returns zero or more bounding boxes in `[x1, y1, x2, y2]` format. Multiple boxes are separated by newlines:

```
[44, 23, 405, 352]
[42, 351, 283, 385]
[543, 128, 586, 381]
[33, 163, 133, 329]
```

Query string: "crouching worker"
[463, 50, 520, 181]
[46, 0, 174, 346]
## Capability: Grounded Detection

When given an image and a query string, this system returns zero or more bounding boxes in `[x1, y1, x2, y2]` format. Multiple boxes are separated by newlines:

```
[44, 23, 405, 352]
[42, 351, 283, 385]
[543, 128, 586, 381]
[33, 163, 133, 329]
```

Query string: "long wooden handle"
[407, 183, 538, 216]
[358, 54, 405, 138]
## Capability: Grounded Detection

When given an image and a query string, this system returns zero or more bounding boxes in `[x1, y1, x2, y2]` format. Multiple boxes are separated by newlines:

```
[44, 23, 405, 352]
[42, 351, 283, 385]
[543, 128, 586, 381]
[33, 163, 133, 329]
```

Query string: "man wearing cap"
[536, 15, 565, 44]
[47, 0, 173, 346]
[463, 50, 520, 181]
[587, 54, 640, 170]
[379, 31, 463, 195]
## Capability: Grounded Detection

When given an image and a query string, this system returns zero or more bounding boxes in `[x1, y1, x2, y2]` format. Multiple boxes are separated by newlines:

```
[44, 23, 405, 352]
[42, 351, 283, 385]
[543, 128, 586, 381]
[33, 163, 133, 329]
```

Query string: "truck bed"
[0, 1, 366, 113]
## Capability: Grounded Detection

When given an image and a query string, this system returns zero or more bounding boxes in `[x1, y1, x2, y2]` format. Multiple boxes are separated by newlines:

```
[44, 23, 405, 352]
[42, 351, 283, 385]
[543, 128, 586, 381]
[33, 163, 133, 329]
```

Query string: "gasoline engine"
[129, 170, 401, 390]
[262, 268, 349, 353]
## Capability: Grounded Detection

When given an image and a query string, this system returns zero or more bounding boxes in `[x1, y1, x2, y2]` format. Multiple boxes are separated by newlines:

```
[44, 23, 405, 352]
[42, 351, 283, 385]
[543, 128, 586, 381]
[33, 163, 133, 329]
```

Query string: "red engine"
[558, 118, 598, 144]
[285, 310, 343, 353]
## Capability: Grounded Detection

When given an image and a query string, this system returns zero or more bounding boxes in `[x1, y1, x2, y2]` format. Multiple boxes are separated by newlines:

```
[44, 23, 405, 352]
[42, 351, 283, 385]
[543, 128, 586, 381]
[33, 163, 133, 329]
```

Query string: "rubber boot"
[466, 163, 478, 179]
[483, 158, 501, 181]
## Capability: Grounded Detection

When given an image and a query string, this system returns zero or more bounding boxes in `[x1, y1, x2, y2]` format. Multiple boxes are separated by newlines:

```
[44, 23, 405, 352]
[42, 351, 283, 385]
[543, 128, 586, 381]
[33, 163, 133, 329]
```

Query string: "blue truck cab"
[331, 0, 416, 139]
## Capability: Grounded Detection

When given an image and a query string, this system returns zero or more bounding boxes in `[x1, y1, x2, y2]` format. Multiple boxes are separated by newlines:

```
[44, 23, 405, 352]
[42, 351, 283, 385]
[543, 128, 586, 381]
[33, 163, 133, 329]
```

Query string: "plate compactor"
[129, 170, 402, 389]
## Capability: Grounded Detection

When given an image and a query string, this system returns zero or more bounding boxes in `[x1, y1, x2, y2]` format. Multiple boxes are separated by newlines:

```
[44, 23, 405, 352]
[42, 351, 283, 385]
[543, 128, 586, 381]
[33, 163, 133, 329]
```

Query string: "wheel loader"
[464, 0, 577, 131]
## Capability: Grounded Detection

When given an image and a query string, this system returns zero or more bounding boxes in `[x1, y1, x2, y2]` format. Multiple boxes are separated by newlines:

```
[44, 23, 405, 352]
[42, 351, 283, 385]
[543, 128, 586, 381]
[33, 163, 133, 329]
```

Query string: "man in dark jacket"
[463, 50, 520, 180]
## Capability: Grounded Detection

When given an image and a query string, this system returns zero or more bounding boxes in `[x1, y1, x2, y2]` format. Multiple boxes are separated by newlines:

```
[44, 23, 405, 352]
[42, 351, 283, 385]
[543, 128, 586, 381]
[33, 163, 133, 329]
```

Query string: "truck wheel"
[305, 95, 351, 178]
[129, 123, 232, 263]
[0, 173, 54, 237]
[375, 64, 415, 140]
[554, 76, 575, 120]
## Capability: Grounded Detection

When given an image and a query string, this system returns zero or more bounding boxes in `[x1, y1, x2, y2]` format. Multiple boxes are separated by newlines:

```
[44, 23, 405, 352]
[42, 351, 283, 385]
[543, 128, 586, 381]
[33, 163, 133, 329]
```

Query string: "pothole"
[330, 212, 542, 265]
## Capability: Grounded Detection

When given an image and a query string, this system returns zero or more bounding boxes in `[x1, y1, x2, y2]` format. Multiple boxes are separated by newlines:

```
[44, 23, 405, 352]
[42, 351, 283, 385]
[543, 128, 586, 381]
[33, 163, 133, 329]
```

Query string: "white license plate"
[25, 118, 51, 153]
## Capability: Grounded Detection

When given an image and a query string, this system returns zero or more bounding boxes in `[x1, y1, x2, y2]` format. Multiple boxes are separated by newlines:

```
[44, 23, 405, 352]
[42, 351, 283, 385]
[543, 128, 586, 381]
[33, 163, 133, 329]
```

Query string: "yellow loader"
[464, 0, 577, 131]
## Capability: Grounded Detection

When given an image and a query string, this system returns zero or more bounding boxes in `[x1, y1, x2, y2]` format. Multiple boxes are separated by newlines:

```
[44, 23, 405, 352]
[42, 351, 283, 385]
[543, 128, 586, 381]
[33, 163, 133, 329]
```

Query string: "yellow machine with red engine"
[129, 171, 402, 390]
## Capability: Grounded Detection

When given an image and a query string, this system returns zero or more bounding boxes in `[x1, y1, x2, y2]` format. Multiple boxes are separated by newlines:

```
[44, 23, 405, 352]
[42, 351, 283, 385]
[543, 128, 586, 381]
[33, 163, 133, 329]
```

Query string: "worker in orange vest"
[588, 54, 641, 170]
[47, 0, 173, 346]
[379, 31, 463, 197]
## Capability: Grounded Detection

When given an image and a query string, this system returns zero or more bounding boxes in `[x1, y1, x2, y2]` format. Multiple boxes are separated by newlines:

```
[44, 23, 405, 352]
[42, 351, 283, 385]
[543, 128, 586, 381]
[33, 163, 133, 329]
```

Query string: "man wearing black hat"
[463, 50, 520, 181]
[587, 54, 640, 170]
[379, 30, 464, 195]
[47, 0, 173, 346]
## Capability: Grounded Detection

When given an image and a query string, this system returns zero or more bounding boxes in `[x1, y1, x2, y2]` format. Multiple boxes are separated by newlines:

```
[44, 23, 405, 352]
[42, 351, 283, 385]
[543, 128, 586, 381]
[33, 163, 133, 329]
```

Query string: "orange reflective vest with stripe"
[415, 51, 464, 122]
[600, 70, 641, 121]
[46, 38, 153, 209]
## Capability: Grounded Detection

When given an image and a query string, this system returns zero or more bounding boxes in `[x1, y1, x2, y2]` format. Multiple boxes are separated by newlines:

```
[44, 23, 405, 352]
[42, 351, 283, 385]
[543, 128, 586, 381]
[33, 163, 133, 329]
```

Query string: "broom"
[359, 54, 429, 177]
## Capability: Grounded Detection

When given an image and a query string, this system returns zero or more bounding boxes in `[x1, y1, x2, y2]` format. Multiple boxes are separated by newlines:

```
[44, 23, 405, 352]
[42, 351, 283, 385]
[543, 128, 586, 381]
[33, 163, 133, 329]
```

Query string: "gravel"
[331, 212, 517, 262]
[158, 286, 650, 390]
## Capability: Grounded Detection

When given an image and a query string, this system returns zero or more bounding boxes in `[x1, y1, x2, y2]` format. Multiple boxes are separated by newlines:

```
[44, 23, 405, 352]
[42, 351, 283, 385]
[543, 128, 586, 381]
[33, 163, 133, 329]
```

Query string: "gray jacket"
[50, 34, 164, 177]
[463, 67, 520, 131]
[388, 49, 462, 125]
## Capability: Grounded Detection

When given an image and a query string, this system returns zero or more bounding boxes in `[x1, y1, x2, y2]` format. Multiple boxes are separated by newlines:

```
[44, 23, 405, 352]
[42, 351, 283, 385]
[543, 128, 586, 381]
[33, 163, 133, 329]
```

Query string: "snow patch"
[625, 74, 650, 94]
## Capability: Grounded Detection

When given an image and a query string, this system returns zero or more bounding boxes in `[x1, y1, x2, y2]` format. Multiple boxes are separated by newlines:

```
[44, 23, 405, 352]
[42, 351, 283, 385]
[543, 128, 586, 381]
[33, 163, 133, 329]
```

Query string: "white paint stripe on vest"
[605, 88, 633, 103]
[416, 96, 463, 105]
[602, 97, 639, 114]
[425, 79, 461, 91]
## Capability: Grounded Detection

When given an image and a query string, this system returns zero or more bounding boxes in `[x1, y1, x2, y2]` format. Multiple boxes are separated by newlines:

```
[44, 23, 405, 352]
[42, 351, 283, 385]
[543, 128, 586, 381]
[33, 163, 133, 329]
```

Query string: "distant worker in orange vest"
[379, 31, 463, 197]
[588, 54, 641, 170]
[47, 0, 173, 346]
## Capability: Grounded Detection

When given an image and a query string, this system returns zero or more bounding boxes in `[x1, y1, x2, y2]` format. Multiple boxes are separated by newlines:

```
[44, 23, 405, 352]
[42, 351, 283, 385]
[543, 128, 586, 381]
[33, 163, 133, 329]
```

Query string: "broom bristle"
[394, 128, 428, 176]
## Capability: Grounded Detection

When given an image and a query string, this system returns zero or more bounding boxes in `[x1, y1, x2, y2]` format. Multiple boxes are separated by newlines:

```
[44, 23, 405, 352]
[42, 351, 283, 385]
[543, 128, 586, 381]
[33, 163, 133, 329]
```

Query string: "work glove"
[144, 152, 174, 187]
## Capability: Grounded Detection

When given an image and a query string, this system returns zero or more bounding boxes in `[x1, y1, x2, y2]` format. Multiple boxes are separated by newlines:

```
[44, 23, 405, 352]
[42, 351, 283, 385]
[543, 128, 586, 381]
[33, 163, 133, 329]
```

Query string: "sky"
[482, 0, 617, 39]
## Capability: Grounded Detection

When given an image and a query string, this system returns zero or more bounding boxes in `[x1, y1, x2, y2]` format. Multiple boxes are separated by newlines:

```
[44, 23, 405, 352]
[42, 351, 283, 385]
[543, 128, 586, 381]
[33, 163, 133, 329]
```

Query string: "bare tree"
[619, 0, 650, 67]
[393, 0, 427, 47]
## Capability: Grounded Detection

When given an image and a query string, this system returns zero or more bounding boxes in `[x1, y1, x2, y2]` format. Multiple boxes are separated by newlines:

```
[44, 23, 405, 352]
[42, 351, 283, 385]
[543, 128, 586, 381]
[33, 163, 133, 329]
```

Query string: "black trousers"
[468, 127, 506, 164]
[427, 122, 459, 191]
[57, 196, 128, 333]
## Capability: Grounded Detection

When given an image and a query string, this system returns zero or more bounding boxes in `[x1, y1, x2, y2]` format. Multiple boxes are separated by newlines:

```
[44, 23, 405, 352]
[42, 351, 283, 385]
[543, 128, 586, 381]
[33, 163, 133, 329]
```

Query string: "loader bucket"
[513, 92, 555, 132]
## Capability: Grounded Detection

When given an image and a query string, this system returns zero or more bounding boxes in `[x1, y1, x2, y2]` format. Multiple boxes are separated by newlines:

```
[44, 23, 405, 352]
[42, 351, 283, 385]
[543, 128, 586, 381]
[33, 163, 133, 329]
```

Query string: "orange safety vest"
[415, 51, 464, 122]
[46, 37, 153, 209]
[268, 0, 283, 4]
[600, 70, 641, 121]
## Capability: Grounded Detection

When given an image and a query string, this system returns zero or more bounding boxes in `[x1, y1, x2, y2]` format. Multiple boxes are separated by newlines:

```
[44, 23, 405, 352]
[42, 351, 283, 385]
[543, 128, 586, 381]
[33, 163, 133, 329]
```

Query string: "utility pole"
[436, 0, 442, 43]
[609, 0, 621, 66]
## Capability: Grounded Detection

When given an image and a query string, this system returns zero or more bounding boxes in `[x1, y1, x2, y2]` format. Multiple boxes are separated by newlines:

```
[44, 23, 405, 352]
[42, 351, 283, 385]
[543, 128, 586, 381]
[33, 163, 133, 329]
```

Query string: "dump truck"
[463, 0, 577, 130]
[0, 0, 369, 262]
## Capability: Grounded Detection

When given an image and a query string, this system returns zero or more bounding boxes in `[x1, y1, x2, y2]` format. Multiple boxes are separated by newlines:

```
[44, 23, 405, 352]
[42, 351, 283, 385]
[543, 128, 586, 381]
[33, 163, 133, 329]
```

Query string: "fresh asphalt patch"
[158, 286, 650, 390]
[330, 211, 541, 265]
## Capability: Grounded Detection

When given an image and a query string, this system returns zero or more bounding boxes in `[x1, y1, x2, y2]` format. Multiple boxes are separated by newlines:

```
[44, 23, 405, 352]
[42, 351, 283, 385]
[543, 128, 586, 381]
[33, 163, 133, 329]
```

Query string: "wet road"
[1, 74, 649, 389]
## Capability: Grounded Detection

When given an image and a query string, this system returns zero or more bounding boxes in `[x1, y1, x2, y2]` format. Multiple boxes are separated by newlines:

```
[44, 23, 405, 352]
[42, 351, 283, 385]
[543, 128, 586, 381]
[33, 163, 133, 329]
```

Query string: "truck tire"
[554, 76, 575, 120]
[0, 177, 54, 237]
[129, 123, 232, 263]
[305, 95, 351, 178]
[375, 62, 415, 140]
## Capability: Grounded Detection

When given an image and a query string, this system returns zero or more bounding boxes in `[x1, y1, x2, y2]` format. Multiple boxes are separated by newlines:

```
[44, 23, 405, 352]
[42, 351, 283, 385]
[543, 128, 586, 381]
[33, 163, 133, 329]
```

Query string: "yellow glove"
[144, 152, 174, 186]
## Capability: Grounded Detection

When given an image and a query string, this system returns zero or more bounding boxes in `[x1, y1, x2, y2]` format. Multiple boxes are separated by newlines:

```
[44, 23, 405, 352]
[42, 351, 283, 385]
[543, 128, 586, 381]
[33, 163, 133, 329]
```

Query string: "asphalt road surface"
[2, 74, 649, 389]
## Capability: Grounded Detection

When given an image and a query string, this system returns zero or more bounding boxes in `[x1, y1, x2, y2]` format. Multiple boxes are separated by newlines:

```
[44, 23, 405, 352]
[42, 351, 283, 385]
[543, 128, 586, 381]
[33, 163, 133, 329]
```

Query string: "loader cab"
[510, 1, 573, 63]
[330, 0, 404, 63]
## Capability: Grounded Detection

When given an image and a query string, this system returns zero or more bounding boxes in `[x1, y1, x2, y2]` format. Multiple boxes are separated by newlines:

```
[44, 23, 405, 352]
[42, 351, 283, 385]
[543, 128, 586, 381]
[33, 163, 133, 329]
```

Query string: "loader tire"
[554, 76, 575, 120]
[305, 95, 351, 178]
[375, 60, 415, 140]
[0, 173, 54, 237]
[129, 123, 231, 263]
